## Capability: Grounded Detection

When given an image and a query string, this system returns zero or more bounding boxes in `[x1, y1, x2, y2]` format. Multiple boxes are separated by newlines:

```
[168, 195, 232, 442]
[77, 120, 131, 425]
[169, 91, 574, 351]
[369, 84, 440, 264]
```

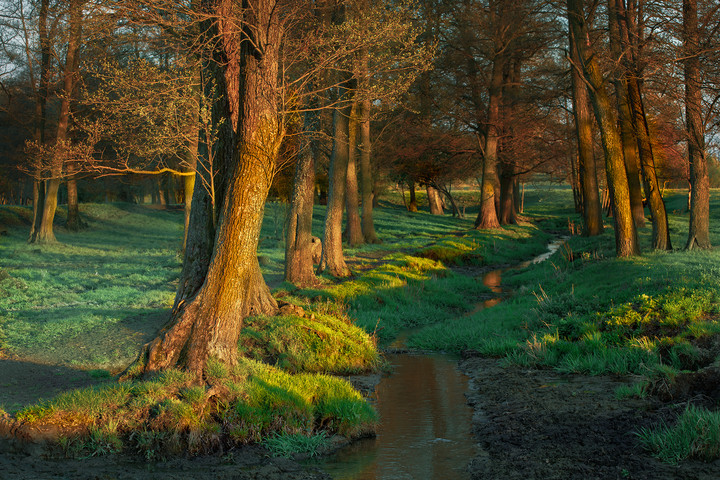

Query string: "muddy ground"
[3, 354, 720, 479]
[461, 354, 720, 480]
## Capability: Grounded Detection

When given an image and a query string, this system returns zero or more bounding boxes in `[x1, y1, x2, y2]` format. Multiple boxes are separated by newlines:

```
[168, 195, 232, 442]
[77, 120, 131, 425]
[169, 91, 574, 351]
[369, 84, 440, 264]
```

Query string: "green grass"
[239, 311, 381, 374]
[638, 405, 720, 465]
[0, 203, 182, 369]
[16, 357, 375, 458]
[262, 431, 330, 458]
[5, 186, 720, 463]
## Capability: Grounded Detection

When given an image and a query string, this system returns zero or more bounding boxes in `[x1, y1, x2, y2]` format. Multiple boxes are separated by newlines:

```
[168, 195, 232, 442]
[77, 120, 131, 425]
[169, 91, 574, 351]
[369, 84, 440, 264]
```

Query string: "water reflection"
[311, 354, 476, 479]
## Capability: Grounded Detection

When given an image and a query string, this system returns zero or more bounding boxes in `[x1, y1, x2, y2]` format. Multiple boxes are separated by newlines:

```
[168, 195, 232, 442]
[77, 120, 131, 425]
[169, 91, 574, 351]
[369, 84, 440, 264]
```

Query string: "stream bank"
[461, 355, 720, 480]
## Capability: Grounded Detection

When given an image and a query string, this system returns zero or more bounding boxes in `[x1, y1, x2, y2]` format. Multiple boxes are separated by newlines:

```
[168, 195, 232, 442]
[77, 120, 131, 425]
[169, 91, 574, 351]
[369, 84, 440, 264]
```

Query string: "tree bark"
[358, 95, 380, 243]
[608, 1, 646, 229]
[31, 0, 84, 244]
[613, 0, 671, 250]
[345, 101, 363, 247]
[142, 0, 281, 378]
[569, 27, 603, 236]
[568, 0, 639, 257]
[319, 83, 353, 278]
[407, 180, 418, 212]
[427, 184, 444, 215]
[498, 58, 521, 225]
[683, 0, 710, 250]
[285, 107, 319, 287]
[65, 176, 86, 231]
[474, 48, 503, 230]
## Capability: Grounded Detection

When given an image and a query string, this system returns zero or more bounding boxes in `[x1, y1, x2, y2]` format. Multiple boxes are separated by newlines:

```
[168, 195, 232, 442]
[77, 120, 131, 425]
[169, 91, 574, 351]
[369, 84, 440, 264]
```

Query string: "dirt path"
[461, 355, 720, 480]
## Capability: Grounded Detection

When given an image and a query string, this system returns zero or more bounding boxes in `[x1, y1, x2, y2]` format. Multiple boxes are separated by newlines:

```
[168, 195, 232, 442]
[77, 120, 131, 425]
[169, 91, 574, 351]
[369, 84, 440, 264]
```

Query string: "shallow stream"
[311, 238, 567, 479]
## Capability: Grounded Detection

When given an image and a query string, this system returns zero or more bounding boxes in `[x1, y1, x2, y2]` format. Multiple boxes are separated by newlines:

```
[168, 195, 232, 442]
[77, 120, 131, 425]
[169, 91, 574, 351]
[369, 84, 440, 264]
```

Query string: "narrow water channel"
[310, 237, 567, 479]
[310, 353, 476, 479]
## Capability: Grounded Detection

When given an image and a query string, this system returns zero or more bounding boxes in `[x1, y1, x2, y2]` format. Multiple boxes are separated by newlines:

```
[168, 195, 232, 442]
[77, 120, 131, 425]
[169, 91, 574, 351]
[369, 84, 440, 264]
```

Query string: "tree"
[612, 0, 671, 250]
[319, 79, 354, 277]
[568, 25, 603, 236]
[27, 0, 85, 243]
[567, 0, 639, 257]
[140, 0, 283, 377]
[684, 0, 711, 250]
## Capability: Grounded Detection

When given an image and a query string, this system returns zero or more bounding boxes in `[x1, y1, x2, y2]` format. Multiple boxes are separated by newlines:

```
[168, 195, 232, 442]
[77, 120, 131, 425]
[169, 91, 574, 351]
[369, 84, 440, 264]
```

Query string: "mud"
[461, 354, 720, 480]
[0, 446, 330, 479]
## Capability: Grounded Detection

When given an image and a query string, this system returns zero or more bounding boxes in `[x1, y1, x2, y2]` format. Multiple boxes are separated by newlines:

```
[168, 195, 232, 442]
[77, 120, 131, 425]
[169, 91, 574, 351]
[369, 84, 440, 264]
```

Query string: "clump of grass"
[262, 431, 329, 458]
[638, 405, 720, 464]
[240, 312, 381, 374]
[615, 382, 647, 400]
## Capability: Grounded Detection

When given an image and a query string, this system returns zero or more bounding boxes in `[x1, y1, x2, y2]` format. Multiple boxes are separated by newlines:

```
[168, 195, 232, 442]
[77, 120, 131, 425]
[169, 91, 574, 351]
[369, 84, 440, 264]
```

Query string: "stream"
[310, 238, 568, 479]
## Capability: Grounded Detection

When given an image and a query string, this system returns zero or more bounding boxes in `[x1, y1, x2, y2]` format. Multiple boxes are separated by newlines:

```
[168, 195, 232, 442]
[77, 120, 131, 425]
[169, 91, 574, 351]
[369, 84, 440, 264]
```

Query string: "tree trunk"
[683, 0, 710, 250]
[29, 0, 51, 241]
[65, 176, 86, 231]
[345, 101, 363, 247]
[568, 0, 639, 257]
[613, 0, 671, 250]
[358, 95, 380, 243]
[499, 169, 517, 225]
[427, 184, 444, 215]
[608, 0, 646, 229]
[31, 0, 84, 244]
[499, 58, 520, 225]
[408, 180, 418, 212]
[285, 107, 319, 287]
[569, 24, 603, 236]
[319, 83, 353, 278]
[474, 51, 503, 230]
[141, 0, 281, 377]
[182, 144, 198, 252]
[30, 181, 45, 241]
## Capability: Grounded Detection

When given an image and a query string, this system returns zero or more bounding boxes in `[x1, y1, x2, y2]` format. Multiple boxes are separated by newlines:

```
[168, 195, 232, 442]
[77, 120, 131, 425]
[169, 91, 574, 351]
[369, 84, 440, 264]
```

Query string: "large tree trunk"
[319, 83, 353, 278]
[613, 0, 671, 250]
[141, 0, 281, 378]
[569, 27, 603, 236]
[285, 107, 319, 287]
[683, 0, 710, 250]
[427, 184, 444, 215]
[474, 49, 503, 230]
[345, 101, 363, 247]
[499, 168, 518, 225]
[498, 58, 521, 225]
[568, 0, 639, 257]
[607, 4, 646, 229]
[358, 94, 380, 243]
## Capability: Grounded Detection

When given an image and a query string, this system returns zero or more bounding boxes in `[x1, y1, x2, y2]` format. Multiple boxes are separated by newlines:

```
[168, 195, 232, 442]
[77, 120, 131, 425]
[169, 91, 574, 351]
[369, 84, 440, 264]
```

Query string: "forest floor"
[462, 355, 720, 480]
[4, 189, 720, 478]
[4, 347, 720, 479]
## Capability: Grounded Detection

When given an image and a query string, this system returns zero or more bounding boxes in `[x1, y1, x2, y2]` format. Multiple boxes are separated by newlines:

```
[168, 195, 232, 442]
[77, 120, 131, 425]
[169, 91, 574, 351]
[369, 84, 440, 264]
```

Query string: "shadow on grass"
[0, 359, 113, 413]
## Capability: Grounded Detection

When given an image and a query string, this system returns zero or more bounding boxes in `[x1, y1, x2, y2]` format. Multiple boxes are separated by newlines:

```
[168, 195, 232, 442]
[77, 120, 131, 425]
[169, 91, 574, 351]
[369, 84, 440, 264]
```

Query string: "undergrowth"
[15, 358, 375, 459]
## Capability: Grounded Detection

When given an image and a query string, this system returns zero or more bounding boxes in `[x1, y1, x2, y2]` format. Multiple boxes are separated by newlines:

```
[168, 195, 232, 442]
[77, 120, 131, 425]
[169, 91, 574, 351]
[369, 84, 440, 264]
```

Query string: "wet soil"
[0, 446, 330, 479]
[461, 355, 720, 480]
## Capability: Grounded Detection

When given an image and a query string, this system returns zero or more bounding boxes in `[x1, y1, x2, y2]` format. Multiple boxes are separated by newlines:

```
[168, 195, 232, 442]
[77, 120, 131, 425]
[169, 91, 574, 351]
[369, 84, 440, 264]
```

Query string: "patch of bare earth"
[0, 447, 329, 480]
[461, 356, 720, 480]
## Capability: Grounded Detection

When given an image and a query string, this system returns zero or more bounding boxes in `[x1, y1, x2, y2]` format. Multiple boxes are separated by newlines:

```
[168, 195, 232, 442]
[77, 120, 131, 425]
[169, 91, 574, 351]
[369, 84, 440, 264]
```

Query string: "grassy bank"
[0, 191, 555, 457]
[3, 186, 720, 463]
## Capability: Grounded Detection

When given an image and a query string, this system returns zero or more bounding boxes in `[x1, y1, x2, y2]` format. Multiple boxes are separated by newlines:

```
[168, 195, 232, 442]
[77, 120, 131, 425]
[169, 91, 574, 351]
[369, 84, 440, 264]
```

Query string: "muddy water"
[311, 237, 568, 479]
[310, 354, 476, 479]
